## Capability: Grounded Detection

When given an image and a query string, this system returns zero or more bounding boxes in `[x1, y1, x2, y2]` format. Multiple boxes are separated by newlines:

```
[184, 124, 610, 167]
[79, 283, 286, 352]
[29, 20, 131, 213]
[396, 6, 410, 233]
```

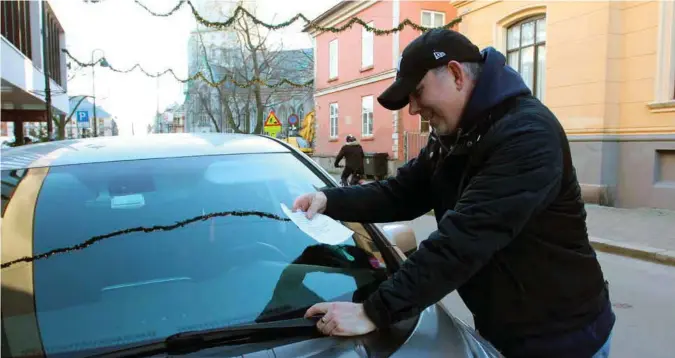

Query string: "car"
[0, 133, 502, 358]
[1, 134, 40, 148]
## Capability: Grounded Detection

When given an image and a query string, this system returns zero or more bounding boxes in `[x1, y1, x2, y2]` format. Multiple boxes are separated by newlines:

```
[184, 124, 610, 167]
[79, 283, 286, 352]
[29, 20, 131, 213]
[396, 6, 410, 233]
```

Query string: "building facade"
[1, 0, 69, 143]
[306, 0, 458, 173]
[451, 0, 675, 210]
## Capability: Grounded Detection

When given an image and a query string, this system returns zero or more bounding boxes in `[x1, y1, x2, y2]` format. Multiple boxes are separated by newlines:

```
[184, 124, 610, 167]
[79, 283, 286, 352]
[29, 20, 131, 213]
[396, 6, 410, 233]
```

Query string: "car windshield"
[1, 153, 391, 357]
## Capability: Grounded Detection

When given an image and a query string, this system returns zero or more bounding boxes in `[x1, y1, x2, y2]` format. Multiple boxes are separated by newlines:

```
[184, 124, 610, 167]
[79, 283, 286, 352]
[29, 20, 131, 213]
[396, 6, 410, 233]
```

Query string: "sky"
[51, 0, 339, 136]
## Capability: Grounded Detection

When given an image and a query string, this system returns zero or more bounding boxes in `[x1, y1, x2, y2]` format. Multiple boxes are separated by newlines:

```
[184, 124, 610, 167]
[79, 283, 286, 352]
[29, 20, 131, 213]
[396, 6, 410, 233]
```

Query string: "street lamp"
[91, 49, 109, 137]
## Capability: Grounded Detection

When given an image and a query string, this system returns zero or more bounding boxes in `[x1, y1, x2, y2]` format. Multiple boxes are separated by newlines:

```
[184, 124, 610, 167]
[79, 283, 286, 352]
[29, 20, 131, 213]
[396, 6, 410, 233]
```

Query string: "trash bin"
[363, 152, 389, 179]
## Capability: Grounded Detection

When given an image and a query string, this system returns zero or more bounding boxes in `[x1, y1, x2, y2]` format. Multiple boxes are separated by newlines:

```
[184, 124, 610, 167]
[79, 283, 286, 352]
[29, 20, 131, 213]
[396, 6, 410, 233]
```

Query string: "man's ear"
[447, 61, 465, 89]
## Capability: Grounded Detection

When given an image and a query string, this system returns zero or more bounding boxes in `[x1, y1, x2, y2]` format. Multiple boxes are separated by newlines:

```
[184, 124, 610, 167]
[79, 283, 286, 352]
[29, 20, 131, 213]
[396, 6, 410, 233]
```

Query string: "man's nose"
[408, 96, 420, 116]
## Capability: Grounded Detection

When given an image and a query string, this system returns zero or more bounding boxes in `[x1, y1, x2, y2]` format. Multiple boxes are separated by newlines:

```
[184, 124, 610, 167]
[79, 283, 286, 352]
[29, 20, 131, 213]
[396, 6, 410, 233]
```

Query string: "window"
[199, 112, 210, 126]
[329, 103, 338, 138]
[44, 2, 64, 86]
[1, 0, 32, 59]
[421, 10, 445, 28]
[420, 116, 430, 133]
[361, 96, 374, 137]
[361, 22, 374, 68]
[649, 0, 675, 108]
[506, 16, 546, 100]
[329, 39, 338, 79]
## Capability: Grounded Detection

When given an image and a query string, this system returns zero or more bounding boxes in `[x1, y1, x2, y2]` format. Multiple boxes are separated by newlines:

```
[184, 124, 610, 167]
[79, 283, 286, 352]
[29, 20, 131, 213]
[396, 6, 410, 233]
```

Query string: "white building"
[1, 0, 69, 143]
[184, 0, 255, 133]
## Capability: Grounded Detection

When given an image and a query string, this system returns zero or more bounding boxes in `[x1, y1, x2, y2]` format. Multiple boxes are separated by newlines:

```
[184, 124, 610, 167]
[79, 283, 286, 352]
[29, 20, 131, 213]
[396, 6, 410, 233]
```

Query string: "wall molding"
[306, 1, 378, 37]
[314, 69, 396, 97]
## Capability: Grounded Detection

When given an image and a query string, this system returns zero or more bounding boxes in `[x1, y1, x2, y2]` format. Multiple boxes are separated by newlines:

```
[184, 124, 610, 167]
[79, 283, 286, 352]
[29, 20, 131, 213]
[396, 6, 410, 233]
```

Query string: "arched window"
[506, 16, 546, 100]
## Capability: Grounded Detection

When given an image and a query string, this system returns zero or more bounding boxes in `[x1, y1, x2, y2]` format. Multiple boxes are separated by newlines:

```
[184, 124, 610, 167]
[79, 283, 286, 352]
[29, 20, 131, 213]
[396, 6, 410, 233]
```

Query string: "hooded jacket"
[320, 48, 614, 357]
[335, 140, 365, 173]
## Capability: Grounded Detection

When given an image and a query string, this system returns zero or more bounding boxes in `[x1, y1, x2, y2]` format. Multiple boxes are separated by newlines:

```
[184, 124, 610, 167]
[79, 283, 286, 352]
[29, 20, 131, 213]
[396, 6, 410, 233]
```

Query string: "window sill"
[328, 77, 339, 83]
[647, 100, 675, 113]
[329, 137, 339, 142]
[361, 136, 374, 141]
[360, 65, 374, 73]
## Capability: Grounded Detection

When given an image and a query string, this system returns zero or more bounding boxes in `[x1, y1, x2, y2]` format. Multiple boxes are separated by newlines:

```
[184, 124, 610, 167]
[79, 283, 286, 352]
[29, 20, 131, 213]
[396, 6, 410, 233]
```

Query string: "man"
[294, 29, 615, 357]
[334, 134, 365, 186]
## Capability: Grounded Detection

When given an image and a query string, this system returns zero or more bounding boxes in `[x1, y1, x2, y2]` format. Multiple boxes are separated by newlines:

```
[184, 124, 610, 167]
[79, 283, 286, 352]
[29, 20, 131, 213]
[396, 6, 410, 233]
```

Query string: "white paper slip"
[280, 203, 354, 245]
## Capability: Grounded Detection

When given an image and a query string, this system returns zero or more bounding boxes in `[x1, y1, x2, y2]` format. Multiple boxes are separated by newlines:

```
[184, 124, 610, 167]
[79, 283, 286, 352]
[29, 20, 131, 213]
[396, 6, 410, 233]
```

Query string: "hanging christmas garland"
[63, 49, 313, 89]
[87, 0, 462, 34]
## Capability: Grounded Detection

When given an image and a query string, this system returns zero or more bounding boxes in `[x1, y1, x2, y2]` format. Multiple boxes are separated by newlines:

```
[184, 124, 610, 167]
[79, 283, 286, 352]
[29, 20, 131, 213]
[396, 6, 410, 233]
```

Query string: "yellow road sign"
[264, 111, 281, 127]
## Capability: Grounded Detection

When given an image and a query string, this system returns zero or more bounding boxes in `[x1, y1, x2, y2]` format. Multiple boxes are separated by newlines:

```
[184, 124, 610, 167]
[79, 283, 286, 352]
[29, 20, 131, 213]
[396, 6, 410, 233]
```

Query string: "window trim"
[329, 102, 339, 138]
[505, 15, 546, 100]
[329, 39, 338, 80]
[648, 0, 675, 112]
[494, 5, 547, 53]
[420, 10, 446, 28]
[361, 96, 374, 137]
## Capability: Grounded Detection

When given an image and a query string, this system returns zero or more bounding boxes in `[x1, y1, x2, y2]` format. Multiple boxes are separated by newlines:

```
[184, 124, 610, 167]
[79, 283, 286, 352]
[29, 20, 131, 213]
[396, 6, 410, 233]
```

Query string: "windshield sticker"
[1, 210, 291, 269]
[111, 194, 145, 209]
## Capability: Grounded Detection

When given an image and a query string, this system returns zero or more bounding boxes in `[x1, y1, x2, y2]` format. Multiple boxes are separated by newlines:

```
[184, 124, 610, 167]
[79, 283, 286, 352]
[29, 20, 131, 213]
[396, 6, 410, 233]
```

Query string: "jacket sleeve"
[321, 146, 433, 223]
[362, 115, 564, 329]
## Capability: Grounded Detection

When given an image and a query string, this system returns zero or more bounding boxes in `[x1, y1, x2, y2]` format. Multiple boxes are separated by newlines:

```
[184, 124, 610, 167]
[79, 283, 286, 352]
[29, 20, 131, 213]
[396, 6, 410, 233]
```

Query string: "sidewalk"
[584, 204, 675, 266]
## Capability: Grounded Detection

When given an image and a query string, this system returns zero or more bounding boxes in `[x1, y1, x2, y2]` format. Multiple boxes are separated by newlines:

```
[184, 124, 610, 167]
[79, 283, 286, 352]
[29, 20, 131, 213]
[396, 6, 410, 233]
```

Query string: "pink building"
[305, 0, 458, 174]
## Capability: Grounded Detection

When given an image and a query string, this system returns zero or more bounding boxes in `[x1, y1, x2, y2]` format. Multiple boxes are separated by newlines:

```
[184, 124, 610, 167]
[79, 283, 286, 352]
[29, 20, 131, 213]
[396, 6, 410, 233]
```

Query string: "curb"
[590, 237, 675, 267]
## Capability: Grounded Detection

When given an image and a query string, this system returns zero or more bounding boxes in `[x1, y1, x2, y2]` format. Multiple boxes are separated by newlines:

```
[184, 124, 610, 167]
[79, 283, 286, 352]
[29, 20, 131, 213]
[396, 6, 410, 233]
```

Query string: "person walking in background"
[334, 134, 365, 186]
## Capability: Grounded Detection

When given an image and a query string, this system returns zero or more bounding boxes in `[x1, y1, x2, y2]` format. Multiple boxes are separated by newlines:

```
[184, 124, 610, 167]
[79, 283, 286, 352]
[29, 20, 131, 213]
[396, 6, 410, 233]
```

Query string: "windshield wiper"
[88, 316, 323, 358]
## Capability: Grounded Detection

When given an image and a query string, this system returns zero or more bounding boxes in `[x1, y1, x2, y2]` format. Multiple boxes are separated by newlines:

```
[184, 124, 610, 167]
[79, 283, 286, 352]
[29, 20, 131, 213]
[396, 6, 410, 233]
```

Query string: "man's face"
[407, 61, 472, 136]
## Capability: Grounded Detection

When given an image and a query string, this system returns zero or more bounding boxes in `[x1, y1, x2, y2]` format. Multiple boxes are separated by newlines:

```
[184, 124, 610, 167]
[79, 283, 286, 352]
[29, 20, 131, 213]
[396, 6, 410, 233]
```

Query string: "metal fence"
[403, 131, 430, 162]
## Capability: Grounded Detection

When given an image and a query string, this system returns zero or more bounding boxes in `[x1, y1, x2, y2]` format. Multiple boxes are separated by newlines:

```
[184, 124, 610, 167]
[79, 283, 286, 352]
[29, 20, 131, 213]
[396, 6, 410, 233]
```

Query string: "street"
[380, 215, 675, 358]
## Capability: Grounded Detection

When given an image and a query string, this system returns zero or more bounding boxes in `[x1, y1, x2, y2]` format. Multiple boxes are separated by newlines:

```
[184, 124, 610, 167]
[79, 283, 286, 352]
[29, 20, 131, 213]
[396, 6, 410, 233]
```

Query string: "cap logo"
[433, 51, 446, 60]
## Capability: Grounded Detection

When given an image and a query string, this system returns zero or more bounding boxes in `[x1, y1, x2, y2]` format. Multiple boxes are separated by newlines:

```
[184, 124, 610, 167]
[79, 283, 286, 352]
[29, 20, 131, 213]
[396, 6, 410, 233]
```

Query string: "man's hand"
[304, 302, 376, 336]
[292, 192, 327, 219]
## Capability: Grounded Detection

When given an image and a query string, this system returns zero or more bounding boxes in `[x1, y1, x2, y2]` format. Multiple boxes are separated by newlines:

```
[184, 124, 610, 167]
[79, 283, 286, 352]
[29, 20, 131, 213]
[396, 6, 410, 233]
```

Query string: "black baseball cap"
[377, 29, 484, 111]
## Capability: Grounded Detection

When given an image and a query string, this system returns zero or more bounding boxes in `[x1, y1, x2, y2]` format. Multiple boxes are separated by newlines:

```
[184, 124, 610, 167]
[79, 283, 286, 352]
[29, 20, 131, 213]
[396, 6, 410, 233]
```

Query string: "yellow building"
[451, 0, 675, 210]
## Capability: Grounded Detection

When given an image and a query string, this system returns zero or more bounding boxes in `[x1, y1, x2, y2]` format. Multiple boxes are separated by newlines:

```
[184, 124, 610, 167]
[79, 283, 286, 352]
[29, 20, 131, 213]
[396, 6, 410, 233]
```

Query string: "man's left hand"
[305, 302, 376, 336]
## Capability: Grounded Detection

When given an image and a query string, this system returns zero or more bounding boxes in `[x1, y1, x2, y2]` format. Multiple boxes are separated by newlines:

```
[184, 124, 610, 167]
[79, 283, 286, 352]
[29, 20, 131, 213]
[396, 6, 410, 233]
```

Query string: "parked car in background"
[1, 133, 502, 358]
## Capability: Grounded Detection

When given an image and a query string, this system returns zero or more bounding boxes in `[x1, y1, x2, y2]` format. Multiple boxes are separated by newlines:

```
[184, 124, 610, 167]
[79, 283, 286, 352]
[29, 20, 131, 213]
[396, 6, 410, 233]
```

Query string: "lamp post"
[91, 49, 109, 137]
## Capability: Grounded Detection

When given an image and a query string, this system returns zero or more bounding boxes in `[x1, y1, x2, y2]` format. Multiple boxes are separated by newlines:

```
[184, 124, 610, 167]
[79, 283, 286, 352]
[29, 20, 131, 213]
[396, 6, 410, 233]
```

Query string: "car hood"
[182, 304, 503, 357]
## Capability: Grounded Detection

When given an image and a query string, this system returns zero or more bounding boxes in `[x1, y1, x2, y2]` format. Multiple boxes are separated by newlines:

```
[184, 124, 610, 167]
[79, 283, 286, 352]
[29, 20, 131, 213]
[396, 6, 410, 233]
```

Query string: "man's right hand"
[292, 192, 327, 219]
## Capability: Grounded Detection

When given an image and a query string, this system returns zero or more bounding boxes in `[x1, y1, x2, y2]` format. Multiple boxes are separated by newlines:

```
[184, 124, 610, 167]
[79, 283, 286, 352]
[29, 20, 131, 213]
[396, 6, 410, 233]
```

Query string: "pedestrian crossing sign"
[264, 111, 281, 127]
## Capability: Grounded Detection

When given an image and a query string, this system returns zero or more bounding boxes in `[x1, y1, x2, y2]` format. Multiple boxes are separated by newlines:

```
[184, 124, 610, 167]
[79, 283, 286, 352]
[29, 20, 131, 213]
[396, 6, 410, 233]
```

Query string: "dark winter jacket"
[335, 141, 365, 173]
[320, 47, 614, 357]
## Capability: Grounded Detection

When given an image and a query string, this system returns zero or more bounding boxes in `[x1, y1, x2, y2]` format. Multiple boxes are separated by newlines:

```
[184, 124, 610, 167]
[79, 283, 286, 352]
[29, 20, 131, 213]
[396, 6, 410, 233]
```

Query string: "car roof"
[0, 133, 292, 171]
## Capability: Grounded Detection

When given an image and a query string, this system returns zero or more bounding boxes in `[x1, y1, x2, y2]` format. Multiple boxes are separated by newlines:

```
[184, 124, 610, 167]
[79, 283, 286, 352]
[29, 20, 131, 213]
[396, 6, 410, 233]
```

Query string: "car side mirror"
[381, 223, 417, 258]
